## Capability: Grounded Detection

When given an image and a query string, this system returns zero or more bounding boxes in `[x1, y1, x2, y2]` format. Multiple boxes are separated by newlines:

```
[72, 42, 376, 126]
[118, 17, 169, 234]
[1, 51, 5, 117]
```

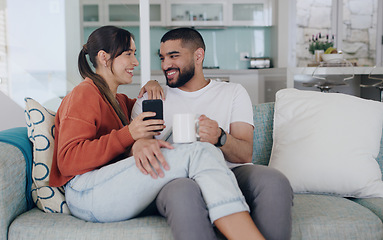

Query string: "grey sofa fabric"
[9, 208, 173, 240]
[351, 198, 383, 221]
[0, 143, 28, 240]
[8, 194, 383, 240]
[292, 194, 383, 240]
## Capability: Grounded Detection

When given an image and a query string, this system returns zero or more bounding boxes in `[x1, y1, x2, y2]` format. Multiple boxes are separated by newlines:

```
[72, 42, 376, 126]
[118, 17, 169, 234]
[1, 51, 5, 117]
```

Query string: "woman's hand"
[129, 112, 165, 140]
[138, 80, 165, 100]
[132, 138, 173, 179]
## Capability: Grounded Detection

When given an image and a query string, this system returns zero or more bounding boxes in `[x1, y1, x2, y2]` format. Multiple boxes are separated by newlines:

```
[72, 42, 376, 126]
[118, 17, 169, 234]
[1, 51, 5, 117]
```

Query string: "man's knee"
[159, 178, 201, 197]
[156, 178, 205, 213]
[156, 178, 217, 240]
[234, 165, 293, 202]
[233, 165, 293, 240]
[257, 167, 292, 196]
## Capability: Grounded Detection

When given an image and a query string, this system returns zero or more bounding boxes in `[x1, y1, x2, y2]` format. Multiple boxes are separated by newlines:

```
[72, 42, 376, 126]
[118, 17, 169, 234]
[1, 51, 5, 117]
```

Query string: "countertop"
[141, 67, 383, 76]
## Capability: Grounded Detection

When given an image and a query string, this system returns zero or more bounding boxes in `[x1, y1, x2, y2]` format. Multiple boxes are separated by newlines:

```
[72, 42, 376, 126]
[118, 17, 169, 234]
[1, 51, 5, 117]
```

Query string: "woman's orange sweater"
[49, 78, 136, 187]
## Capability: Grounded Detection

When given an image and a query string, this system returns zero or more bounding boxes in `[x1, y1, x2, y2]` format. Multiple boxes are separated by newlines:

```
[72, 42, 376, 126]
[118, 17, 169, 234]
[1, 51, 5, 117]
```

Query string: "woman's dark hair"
[78, 25, 133, 126]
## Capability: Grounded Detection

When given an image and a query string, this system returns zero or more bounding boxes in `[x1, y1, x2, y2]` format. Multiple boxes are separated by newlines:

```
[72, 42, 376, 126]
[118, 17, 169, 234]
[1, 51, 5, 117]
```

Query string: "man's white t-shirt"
[131, 79, 254, 168]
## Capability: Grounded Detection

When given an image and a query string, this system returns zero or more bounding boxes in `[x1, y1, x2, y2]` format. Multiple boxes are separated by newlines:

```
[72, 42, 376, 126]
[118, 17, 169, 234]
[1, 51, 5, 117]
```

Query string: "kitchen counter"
[289, 66, 383, 101]
[288, 66, 383, 87]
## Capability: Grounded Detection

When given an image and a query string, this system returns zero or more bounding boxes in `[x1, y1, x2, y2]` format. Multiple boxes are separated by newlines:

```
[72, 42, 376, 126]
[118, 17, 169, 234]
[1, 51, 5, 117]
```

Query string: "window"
[295, 0, 381, 67]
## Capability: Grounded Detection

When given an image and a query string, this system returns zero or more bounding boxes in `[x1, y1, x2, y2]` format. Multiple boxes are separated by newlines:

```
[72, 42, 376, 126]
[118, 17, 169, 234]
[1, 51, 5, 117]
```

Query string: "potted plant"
[308, 33, 334, 55]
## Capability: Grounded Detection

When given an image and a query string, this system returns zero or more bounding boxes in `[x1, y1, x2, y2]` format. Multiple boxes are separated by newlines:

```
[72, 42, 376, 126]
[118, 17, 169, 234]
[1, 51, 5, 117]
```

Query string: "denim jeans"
[65, 142, 249, 223]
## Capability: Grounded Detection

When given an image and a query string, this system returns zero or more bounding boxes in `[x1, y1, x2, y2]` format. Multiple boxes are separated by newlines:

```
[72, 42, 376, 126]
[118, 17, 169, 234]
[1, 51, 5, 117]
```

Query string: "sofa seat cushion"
[9, 208, 173, 240]
[352, 198, 383, 222]
[292, 194, 383, 240]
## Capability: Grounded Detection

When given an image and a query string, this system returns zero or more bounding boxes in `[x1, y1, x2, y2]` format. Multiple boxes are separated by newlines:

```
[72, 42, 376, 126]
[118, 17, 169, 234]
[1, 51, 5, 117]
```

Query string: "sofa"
[1, 101, 383, 240]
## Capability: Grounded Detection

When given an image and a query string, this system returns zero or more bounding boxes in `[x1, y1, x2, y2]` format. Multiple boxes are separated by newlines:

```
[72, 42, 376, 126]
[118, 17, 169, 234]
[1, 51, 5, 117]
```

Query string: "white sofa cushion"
[269, 89, 383, 198]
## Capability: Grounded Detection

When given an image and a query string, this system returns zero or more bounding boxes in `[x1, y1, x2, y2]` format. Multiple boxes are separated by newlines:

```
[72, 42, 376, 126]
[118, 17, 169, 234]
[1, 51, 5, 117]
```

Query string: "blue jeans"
[64, 142, 249, 223]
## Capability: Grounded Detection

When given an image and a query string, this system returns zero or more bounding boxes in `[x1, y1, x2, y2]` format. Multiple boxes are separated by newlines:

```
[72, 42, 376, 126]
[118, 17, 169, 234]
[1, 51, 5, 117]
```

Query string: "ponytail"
[78, 27, 131, 126]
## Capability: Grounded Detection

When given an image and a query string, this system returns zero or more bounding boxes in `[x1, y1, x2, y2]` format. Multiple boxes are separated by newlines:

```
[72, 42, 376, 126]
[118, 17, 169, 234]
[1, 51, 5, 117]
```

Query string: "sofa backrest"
[252, 102, 274, 166]
[251, 102, 383, 180]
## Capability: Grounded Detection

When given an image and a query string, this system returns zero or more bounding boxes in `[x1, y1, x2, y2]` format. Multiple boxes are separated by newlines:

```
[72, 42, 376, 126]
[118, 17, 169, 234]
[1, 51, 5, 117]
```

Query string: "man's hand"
[198, 115, 254, 164]
[138, 80, 165, 100]
[129, 112, 165, 140]
[131, 139, 173, 179]
[198, 115, 221, 145]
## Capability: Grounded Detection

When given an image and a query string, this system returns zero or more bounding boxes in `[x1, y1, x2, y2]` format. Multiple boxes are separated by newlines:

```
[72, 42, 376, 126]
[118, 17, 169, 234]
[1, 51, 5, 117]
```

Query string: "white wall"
[65, 0, 82, 92]
[6, 0, 66, 107]
[275, 0, 296, 68]
[0, 91, 26, 131]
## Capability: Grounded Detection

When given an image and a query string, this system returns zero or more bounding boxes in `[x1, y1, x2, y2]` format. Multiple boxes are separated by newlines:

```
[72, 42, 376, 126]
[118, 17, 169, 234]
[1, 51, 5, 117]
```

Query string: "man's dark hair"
[161, 27, 205, 52]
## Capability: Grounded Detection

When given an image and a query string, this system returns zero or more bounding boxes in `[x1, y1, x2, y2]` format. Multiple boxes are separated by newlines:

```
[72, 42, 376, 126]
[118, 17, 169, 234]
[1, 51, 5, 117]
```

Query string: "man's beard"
[166, 64, 195, 88]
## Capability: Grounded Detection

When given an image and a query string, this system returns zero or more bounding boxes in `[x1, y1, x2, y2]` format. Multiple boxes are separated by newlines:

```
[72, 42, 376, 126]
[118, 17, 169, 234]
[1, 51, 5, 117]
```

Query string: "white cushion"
[269, 89, 383, 198]
[24, 97, 70, 213]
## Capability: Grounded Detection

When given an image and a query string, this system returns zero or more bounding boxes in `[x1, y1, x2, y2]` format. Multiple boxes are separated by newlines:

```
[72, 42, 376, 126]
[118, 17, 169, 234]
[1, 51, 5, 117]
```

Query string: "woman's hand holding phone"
[129, 112, 165, 140]
[130, 99, 170, 178]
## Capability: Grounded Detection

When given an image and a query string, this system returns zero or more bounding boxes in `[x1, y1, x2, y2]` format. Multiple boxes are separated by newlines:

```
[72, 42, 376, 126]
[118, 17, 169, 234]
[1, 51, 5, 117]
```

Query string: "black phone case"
[142, 99, 163, 121]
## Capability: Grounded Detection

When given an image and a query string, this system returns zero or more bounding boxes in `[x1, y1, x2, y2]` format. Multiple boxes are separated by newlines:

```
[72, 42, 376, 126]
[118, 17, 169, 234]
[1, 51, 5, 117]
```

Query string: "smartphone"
[142, 99, 164, 132]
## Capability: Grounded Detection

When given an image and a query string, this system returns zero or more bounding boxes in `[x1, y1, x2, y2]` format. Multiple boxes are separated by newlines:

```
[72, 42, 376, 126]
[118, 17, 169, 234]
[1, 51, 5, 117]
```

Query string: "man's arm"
[198, 116, 254, 164]
[221, 122, 253, 164]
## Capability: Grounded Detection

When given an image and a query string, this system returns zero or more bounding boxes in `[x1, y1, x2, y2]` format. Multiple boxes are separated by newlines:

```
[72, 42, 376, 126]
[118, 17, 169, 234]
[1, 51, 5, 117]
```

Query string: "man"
[131, 28, 293, 240]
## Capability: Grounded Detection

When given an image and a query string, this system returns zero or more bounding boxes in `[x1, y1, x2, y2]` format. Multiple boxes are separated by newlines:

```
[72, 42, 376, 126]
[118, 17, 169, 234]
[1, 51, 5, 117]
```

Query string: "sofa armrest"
[0, 142, 28, 239]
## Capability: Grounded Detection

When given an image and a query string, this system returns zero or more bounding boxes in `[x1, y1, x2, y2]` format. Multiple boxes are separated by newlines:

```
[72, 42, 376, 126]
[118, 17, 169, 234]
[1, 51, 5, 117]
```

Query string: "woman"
[49, 26, 264, 240]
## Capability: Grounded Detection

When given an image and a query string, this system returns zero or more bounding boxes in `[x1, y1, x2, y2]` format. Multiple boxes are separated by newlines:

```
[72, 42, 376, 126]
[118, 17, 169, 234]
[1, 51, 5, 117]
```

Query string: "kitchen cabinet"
[80, 0, 273, 31]
[105, 0, 140, 26]
[166, 0, 227, 27]
[166, 0, 273, 27]
[105, 0, 165, 26]
[81, 0, 104, 27]
[80, 0, 165, 28]
[203, 69, 284, 104]
[228, 0, 273, 26]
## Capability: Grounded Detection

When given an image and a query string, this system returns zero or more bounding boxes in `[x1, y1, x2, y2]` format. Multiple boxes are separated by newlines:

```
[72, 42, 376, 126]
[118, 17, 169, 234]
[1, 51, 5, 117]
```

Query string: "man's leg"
[156, 178, 218, 240]
[232, 165, 293, 240]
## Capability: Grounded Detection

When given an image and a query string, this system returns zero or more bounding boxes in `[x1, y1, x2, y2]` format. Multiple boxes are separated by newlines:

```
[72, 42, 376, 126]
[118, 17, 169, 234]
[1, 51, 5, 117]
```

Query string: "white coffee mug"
[172, 113, 200, 143]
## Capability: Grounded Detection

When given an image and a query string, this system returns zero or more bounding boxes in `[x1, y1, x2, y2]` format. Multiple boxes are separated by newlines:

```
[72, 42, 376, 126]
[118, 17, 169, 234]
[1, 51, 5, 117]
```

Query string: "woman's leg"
[215, 212, 265, 240]
[65, 142, 249, 224]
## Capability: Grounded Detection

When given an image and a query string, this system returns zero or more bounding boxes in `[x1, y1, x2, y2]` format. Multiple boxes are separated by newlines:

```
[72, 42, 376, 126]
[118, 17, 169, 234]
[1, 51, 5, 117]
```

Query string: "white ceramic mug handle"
[195, 118, 200, 139]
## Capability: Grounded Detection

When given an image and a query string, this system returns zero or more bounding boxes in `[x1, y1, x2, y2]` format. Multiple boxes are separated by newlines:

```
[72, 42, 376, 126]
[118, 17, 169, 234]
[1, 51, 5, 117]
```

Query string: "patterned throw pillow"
[24, 97, 70, 214]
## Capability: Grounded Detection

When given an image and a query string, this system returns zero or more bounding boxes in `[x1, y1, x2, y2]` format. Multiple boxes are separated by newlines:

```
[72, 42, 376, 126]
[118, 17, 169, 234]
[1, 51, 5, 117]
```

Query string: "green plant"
[308, 33, 334, 54]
